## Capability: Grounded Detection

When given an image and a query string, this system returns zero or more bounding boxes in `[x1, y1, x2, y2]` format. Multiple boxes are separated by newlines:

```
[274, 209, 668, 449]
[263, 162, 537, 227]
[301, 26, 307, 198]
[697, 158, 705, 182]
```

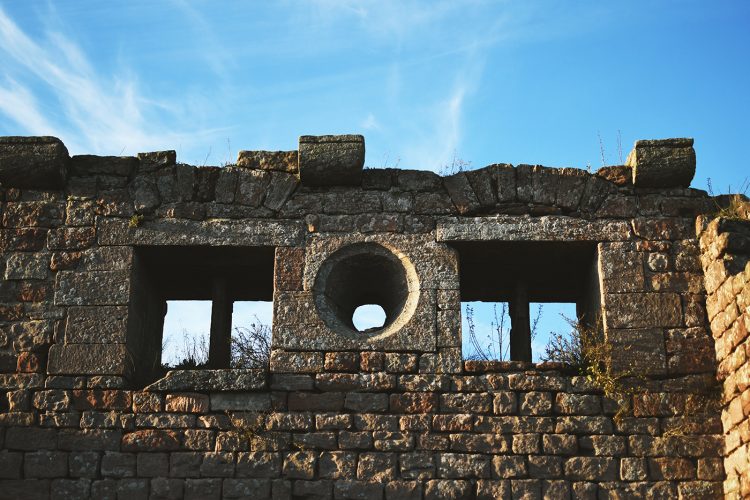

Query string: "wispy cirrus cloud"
[0, 6, 221, 158]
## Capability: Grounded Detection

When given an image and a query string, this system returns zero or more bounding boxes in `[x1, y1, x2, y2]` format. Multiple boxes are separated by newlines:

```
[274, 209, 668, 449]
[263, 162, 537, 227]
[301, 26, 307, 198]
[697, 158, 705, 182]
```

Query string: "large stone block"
[65, 306, 128, 343]
[145, 369, 267, 392]
[604, 293, 682, 328]
[54, 271, 130, 306]
[298, 135, 364, 186]
[72, 155, 137, 177]
[607, 328, 667, 376]
[237, 150, 298, 174]
[96, 217, 304, 247]
[437, 216, 632, 242]
[47, 344, 130, 376]
[0, 136, 69, 189]
[598, 243, 645, 293]
[628, 138, 695, 188]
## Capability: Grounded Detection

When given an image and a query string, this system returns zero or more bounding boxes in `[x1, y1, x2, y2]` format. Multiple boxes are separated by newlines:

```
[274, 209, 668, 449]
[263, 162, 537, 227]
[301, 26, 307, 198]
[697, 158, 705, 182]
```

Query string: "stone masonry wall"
[0, 135, 731, 499]
[698, 207, 750, 499]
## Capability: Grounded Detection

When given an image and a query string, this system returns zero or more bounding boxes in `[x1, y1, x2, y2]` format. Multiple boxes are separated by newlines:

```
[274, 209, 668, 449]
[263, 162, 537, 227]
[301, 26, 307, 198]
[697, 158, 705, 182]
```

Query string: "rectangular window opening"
[453, 241, 600, 363]
[129, 246, 275, 386]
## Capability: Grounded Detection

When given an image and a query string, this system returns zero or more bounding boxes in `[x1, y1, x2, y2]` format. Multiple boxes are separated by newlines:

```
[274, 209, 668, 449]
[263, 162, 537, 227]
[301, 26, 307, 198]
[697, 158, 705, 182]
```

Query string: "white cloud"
[0, 6, 218, 158]
[0, 79, 62, 140]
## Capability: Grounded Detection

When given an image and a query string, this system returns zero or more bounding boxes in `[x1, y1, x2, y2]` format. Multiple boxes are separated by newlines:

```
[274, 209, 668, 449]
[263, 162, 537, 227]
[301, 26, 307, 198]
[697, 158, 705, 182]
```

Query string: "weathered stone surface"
[210, 393, 271, 411]
[73, 154, 137, 177]
[628, 138, 696, 188]
[443, 172, 480, 215]
[129, 176, 161, 213]
[237, 150, 298, 174]
[607, 328, 667, 376]
[165, 393, 210, 413]
[0, 136, 69, 188]
[437, 215, 632, 242]
[47, 344, 129, 376]
[596, 165, 632, 186]
[121, 430, 180, 452]
[299, 135, 364, 186]
[54, 270, 130, 306]
[96, 217, 304, 247]
[4, 252, 49, 280]
[145, 369, 266, 392]
[65, 306, 128, 343]
[605, 293, 682, 328]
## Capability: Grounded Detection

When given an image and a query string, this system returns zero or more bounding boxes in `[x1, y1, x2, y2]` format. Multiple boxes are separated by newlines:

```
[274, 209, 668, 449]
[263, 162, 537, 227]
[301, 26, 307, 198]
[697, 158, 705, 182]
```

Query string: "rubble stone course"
[0, 133, 740, 498]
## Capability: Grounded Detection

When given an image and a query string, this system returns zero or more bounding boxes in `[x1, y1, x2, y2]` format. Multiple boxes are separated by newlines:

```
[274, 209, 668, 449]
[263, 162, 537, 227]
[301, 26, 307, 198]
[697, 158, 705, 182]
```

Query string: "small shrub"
[231, 317, 272, 369]
[161, 317, 271, 371]
[706, 177, 750, 220]
[542, 316, 636, 423]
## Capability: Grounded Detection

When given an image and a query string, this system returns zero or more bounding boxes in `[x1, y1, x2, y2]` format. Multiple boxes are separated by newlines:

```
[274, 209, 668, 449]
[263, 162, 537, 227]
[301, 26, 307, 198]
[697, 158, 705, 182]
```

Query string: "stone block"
[65, 306, 128, 344]
[209, 393, 271, 411]
[4, 427, 56, 450]
[47, 344, 129, 376]
[136, 453, 169, 477]
[424, 479, 472, 500]
[24, 450, 68, 478]
[0, 136, 69, 188]
[269, 351, 324, 374]
[237, 150, 297, 173]
[299, 135, 364, 187]
[165, 393, 209, 413]
[604, 293, 682, 328]
[606, 328, 667, 376]
[357, 452, 397, 482]
[235, 452, 281, 478]
[563, 457, 617, 481]
[437, 453, 490, 479]
[318, 451, 356, 479]
[283, 451, 316, 479]
[145, 369, 266, 392]
[4, 252, 49, 280]
[54, 271, 130, 306]
[443, 172, 480, 215]
[121, 430, 180, 452]
[628, 138, 695, 188]
[345, 393, 388, 413]
[223, 478, 272, 499]
[101, 452, 136, 478]
[264, 171, 299, 211]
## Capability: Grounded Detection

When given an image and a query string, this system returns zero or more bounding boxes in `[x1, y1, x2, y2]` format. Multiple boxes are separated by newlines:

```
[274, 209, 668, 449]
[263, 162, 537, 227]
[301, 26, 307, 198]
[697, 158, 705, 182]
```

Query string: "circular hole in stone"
[314, 242, 417, 335]
[352, 304, 387, 332]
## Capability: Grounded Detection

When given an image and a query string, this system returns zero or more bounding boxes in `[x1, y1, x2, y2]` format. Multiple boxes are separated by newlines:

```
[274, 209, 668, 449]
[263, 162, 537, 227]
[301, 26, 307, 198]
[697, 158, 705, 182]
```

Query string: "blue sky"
[1, 1, 748, 362]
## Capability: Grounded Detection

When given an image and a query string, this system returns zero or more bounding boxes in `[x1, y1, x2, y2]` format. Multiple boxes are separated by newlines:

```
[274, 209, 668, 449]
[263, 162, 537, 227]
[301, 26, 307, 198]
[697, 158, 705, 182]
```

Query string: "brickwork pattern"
[699, 214, 750, 498]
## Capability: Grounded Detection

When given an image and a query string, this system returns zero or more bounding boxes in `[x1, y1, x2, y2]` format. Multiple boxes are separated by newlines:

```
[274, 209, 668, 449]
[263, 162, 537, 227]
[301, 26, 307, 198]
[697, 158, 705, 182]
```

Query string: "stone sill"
[463, 360, 575, 374]
[144, 368, 267, 392]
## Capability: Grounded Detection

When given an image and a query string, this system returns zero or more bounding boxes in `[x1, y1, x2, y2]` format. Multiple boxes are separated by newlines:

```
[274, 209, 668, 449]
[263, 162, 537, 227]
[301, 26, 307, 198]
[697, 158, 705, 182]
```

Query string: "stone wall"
[0, 134, 731, 499]
[698, 208, 750, 498]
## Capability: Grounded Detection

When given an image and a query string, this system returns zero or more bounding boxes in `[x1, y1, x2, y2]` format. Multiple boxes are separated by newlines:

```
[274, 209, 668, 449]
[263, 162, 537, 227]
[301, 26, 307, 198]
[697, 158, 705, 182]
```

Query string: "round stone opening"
[314, 242, 418, 337]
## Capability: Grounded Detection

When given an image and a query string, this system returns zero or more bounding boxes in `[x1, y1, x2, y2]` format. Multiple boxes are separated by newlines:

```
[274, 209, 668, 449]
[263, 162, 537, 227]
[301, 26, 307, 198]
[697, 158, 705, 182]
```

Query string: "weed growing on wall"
[707, 177, 750, 220]
[543, 317, 637, 423]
